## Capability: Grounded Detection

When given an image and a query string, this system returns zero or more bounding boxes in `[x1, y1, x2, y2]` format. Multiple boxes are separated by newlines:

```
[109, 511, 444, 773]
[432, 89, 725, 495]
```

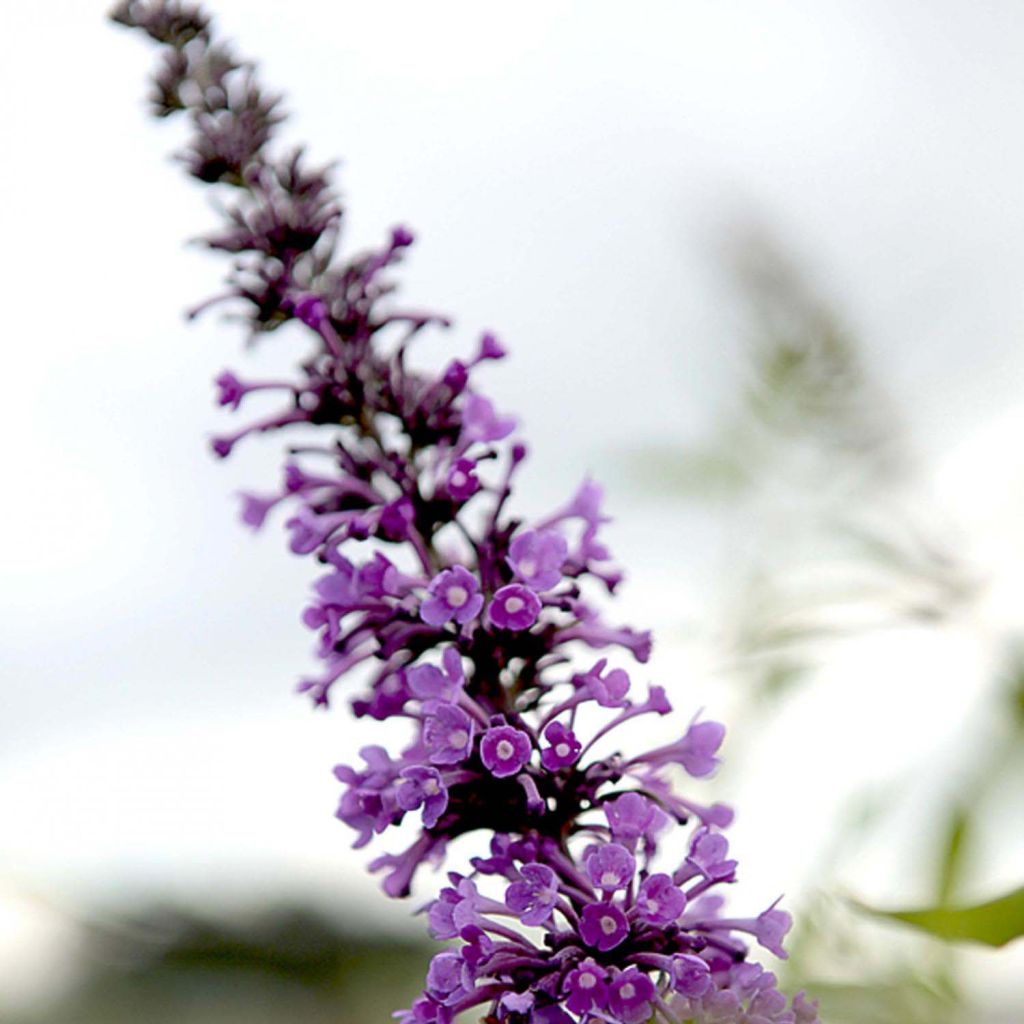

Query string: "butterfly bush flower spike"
[113, 4, 820, 1022]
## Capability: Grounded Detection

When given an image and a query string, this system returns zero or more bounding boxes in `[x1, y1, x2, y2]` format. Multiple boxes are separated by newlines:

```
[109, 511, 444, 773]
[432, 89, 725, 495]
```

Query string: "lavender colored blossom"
[421, 566, 484, 627]
[113, 6, 820, 1022]
[486, 584, 541, 631]
[636, 872, 687, 926]
[480, 723, 532, 778]
[539, 721, 580, 771]
[608, 967, 656, 1024]
[396, 766, 449, 829]
[584, 842, 636, 893]
[563, 961, 609, 1016]
[580, 901, 630, 952]
[505, 862, 559, 926]
[507, 529, 568, 591]
[423, 704, 475, 765]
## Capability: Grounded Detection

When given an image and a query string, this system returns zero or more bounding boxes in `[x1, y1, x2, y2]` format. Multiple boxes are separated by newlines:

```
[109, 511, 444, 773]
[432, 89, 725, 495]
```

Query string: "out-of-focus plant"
[632, 227, 1023, 1021]
[8, 902, 431, 1024]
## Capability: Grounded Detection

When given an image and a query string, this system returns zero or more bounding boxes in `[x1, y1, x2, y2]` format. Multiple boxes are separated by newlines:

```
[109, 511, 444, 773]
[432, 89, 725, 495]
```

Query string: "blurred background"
[3, 0, 1024, 1020]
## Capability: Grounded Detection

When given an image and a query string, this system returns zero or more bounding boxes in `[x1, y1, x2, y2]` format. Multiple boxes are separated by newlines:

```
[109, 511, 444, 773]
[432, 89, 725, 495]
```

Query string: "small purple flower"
[580, 902, 629, 952]
[507, 529, 568, 591]
[421, 566, 484, 627]
[671, 954, 712, 997]
[408, 647, 465, 701]
[480, 724, 532, 778]
[239, 492, 278, 528]
[215, 369, 245, 409]
[754, 907, 793, 959]
[423, 704, 475, 765]
[505, 863, 559, 926]
[379, 496, 415, 541]
[636, 873, 686, 926]
[460, 394, 516, 446]
[396, 766, 449, 829]
[604, 792, 659, 844]
[584, 843, 636, 893]
[563, 960, 608, 1016]
[475, 331, 506, 362]
[682, 828, 737, 883]
[637, 718, 726, 778]
[498, 992, 534, 1017]
[446, 458, 480, 502]
[486, 584, 541, 631]
[426, 950, 466, 1006]
[607, 967, 656, 1024]
[579, 659, 631, 706]
[540, 721, 580, 771]
[293, 293, 328, 328]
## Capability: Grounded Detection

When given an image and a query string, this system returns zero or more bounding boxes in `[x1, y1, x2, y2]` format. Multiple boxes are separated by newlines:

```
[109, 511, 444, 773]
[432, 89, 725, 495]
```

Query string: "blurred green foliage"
[632, 225, 1023, 1020]
[12, 903, 430, 1024]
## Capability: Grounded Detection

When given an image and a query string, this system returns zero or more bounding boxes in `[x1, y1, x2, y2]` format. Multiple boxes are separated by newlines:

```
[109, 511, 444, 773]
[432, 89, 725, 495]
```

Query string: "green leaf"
[856, 886, 1024, 948]
[935, 804, 970, 906]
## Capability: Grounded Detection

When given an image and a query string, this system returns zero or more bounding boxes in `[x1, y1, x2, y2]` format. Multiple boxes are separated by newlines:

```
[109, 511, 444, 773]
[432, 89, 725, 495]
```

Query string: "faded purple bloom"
[239, 492, 278, 528]
[507, 529, 567, 591]
[680, 828, 738, 884]
[540, 721, 580, 771]
[579, 902, 629, 952]
[563, 960, 608, 1016]
[486, 584, 541, 631]
[426, 950, 466, 1005]
[498, 992, 533, 1016]
[480, 724, 532, 778]
[423, 704, 475, 765]
[604, 792, 660, 844]
[584, 843, 636, 893]
[794, 991, 821, 1023]
[671, 954, 712, 997]
[421, 566, 484, 627]
[753, 906, 794, 959]
[634, 717, 725, 778]
[396, 766, 449, 829]
[407, 647, 465, 701]
[636, 873, 686, 926]
[505, 863, 559, 926]
[578, 659, 631, 707]
[608, 967, 656, 1024]
[460, 394, 516, 446]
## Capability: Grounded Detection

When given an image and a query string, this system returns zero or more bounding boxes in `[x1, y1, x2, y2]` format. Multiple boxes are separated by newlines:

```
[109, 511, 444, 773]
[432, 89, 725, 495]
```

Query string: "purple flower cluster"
[113, 4, 819, 1022]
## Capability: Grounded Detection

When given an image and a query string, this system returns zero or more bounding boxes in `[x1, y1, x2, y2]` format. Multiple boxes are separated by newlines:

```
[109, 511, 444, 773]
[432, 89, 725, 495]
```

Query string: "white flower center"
[644, 898, 659, 913]
[496, 740, 515, 760]
[600, 915, 618, 935]
[447, 585, 468, 608]
[555, 743, 570, 758]
[518, 559, 537, 577]
[504, 596, 525, 614]
[448, 729, 469, 749]
[450, 472, 466, 487]
[620, 983, 635, 1000]
[423, 779, 440, 795]
[601, 871, 619, 887]
[579, 974, 596, 990]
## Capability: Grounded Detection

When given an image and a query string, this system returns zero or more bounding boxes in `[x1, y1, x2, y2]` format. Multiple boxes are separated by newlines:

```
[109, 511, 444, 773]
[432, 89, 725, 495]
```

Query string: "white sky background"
[3, 0, 1024, 1011]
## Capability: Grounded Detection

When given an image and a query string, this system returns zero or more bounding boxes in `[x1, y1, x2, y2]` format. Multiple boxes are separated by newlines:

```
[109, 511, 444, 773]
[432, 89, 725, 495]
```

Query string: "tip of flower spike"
[391, 225, 415, 248]
[210, 437, 234, 458]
